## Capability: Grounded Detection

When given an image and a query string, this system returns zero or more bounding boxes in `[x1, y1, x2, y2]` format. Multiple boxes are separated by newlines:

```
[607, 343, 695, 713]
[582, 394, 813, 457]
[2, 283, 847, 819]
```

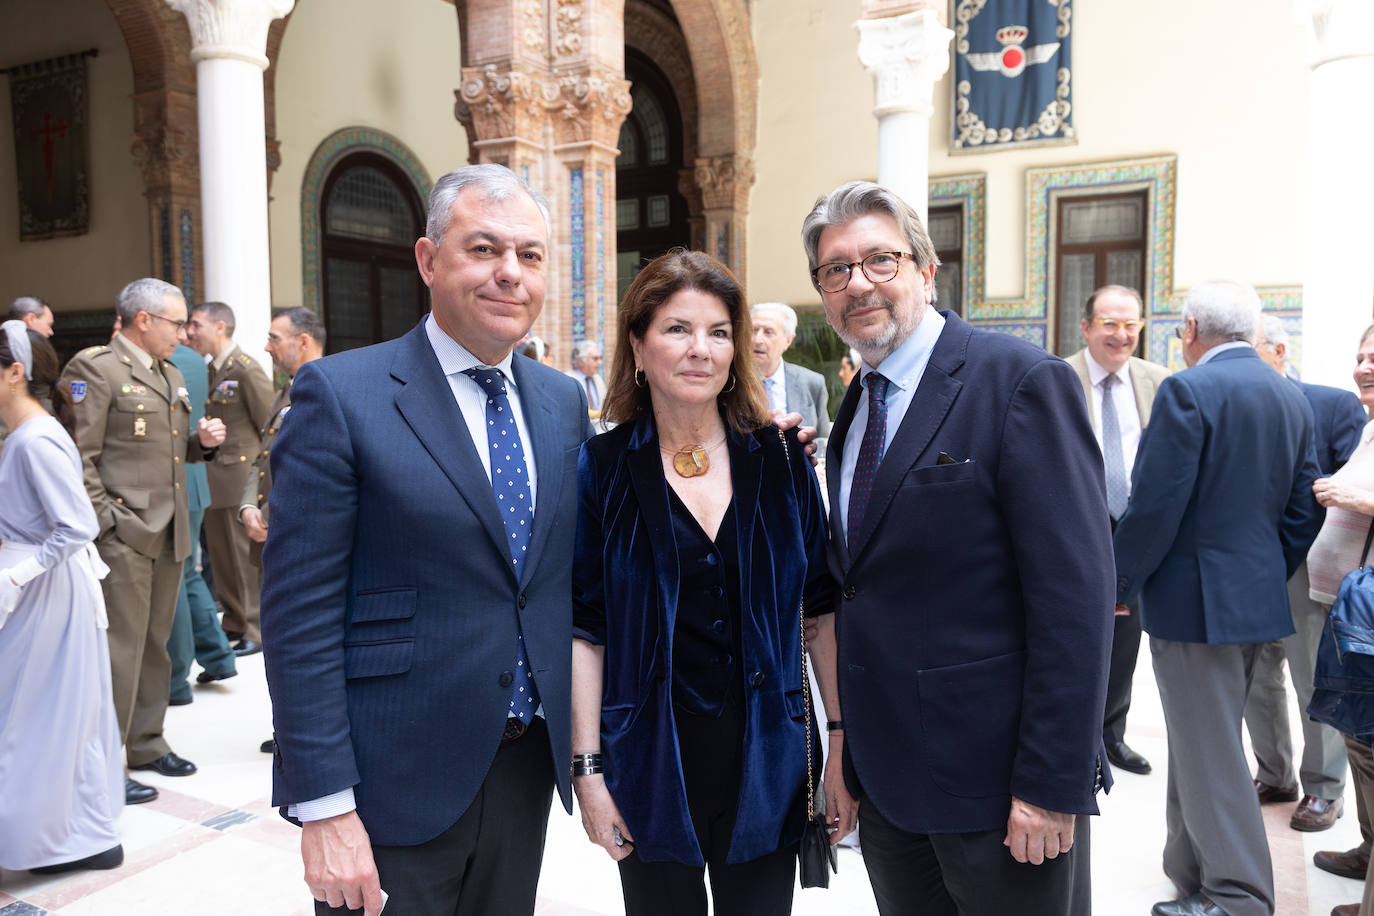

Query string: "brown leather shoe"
[1291, 795, 1344, 831]
[1253, 778, 1299, 804]
[1331, 904, 1359, 916]
[1315, 845, 1370, 879]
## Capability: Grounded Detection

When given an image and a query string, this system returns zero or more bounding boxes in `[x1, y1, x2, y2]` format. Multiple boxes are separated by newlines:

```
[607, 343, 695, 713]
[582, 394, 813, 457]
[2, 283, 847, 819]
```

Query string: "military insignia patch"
[69, 381, 87, 403]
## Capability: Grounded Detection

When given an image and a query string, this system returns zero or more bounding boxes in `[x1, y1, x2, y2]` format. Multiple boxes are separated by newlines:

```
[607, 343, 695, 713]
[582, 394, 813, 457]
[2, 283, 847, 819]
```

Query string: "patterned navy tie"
[1100, 373, 1130, 520]
[847, 372, 890, 555]
[463, 366, 539, 723]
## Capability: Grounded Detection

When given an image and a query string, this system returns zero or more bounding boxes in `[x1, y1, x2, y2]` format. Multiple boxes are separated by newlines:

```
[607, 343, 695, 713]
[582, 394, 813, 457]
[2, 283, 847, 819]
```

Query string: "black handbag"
[779, 428, 838, 888]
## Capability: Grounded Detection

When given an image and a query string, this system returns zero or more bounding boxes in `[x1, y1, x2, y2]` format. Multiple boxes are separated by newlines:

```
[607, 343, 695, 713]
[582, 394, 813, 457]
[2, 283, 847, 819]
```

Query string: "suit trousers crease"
[617, 698, 798, 916]
[317, 718, 555, 916]
[1243, 564, 1347, 798]
[1152, 638, 1275, 916]
[99, 530, 181, 766]
[859, 793, 1091, 916]
[202, 505, 261, 643]
[1337, 735, 1374, 916]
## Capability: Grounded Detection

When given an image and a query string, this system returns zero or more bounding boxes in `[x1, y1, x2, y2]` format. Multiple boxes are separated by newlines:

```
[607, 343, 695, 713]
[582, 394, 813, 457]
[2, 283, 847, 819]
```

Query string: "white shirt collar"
[425, 313, 520, 389]
[1083, 350, 1133, 389]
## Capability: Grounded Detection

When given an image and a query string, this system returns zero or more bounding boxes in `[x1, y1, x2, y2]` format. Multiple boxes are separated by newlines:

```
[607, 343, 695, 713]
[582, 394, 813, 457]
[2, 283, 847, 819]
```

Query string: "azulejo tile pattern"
[179, 209, 196, 304]
[300, 127, 433, 313]
[570, 167, 586, 339]
[929, 173, 987, 318]
[595, 169, 606, 351]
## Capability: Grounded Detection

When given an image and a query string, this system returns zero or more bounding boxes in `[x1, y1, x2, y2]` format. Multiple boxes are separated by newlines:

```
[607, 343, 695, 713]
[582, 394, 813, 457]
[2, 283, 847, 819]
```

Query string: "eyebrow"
[661, 315, 732, 329]
[460, 230, 546, 252]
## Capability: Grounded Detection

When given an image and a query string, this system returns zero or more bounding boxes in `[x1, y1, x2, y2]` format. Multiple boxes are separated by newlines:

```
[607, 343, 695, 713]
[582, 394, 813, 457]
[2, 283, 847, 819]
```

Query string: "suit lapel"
[112, 335, 174, 403]
[827, 375, 862, 568]
[510, 357, 561, 587]
[626, 416, 680, 640]
[729, 429, 763, 593]
[1068, 351, 1097, 434]
[1130, 357, 1156, 425]
[848, 316, 968, 561]
[390, 326, 512, 576]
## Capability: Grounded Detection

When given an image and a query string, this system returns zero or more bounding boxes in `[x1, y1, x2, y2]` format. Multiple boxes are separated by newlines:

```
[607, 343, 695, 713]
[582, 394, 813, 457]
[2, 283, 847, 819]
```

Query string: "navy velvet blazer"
[1296, 379, 1366, 476]
[262, 323, 591, 846]
[572, 415, 835, 865]
[825, 311, 1115, 835]
[1113, 348, 1323, 644]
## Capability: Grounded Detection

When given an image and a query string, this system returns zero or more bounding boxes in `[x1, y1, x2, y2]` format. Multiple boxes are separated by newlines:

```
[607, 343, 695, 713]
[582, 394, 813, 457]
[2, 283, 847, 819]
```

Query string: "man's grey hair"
[425, 164, 551, 246]
[116, 278, 184, 323]
[1082, 285, 1143, 323]
[1257, 314, 1289, 350]
[276, 306, 327, 347]
[192, 301, 237, 337]
[571, 339, 600, 364]
[1181, 280, 1262, 344]
[801, 181, 940, 282]
[8, 296, 48, 321]
[751, 302, 798, 337]
[843, 348, 861, 369]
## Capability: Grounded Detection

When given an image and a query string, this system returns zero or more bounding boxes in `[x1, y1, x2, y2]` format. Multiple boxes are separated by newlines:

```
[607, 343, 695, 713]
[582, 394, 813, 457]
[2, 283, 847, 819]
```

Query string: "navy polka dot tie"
[463, 366, 539, 724]
[847, 372, 890, 555]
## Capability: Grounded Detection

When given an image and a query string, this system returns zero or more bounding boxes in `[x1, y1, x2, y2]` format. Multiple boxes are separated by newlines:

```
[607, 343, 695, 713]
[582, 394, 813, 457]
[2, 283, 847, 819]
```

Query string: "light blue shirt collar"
[1193, 340, 1251, 367]
[860, 307, 945, 393]
[424, 313, 520, 390]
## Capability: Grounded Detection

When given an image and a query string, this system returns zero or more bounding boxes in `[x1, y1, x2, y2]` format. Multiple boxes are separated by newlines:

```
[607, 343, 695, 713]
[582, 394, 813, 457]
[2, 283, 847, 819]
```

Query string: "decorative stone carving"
[554, 68, 631, 147]
[555, 0, 584, 58]
[131, 93, 198, 189]
[694, 154, 754, 211]
[521, 0, 546, 55]
[164, 0, 295, 68]
[856, 9, 953, 118]
[459, 64, 559, 141]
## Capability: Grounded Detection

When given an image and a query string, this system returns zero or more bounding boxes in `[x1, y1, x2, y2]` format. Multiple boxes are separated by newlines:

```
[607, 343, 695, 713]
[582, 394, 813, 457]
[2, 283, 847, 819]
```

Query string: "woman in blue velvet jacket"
[570, 250, 848, 915]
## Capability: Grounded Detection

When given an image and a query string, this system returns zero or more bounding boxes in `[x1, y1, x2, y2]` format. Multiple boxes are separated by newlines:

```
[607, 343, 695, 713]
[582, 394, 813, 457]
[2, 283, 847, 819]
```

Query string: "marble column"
[165, 0, 293, 375]
[855, 4, 953, 222]
[1301, 0, 1374, 387]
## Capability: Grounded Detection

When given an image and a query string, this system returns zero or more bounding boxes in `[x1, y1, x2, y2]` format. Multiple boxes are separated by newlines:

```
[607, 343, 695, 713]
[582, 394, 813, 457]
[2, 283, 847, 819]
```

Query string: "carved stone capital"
[694, 155, 754, 211]
[552, 66, 631, 147]
[1307, 0, 1374, 68]
[459, 64, 558, 141]
[855, 8, 953, 118]
[165, 0, 296, 69]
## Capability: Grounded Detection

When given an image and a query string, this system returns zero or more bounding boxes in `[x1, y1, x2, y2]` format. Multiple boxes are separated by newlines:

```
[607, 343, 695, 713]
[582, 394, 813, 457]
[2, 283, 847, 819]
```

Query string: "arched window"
[319, 153, 426, 353]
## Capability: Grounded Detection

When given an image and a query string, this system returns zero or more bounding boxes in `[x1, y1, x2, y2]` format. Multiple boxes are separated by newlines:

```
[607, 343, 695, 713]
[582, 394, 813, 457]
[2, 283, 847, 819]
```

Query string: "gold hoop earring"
[634, 368, 646, 388]
[721, 374, 736, 393]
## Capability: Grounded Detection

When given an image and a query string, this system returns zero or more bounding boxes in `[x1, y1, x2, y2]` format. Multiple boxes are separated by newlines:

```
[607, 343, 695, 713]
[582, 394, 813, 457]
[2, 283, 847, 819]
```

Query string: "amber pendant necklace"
[662, 435, 726, 479]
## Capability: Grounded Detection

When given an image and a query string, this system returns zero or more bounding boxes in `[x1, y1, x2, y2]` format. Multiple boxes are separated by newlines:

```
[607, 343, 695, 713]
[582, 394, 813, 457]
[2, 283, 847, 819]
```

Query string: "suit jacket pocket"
[343, 639, 414, 679]
[916, 649, 1024, 798]
[784, 688, 807, 723]
[902, 460, 978, 487]
[350, 587, 418, 623]
[109, 486, 151, 510]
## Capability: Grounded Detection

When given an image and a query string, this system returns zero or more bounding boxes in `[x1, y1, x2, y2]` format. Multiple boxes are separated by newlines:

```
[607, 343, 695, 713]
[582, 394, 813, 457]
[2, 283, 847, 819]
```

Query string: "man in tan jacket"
[185, 302, 274, 656]
[60, 278, 225, 806]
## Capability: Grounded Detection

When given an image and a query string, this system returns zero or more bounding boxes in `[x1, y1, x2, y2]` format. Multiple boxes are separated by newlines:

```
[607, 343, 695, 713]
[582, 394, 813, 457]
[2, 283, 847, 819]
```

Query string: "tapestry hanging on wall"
[951, 0, 1074, 153]
[7, 51, 91, 240]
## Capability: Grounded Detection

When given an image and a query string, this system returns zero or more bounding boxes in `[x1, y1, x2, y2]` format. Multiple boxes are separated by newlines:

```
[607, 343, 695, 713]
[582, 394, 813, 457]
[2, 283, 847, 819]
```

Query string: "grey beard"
[837, 296, 923, 366]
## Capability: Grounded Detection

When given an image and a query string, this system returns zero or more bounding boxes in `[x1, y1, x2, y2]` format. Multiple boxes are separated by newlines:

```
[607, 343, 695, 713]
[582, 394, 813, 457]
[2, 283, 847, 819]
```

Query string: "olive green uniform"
[201, 346, 274, 644]
[60, 333, 207, 766]
[240, 383, 291, 567]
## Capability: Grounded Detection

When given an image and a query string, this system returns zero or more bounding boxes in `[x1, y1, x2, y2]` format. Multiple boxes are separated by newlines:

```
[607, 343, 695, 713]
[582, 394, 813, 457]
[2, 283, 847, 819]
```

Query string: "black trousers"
[318, 717, 554, 916]
[1102, 599, 1142, 746]
[617, 700, 797, 916]
[860, 795, 1091, 916]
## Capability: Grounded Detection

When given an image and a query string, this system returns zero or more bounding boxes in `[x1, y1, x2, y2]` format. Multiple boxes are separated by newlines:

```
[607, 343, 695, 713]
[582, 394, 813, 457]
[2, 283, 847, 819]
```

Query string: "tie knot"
[1101, 372, 1118, 390]
[463, 366, 507, 396]
[865, 371, 890, 402]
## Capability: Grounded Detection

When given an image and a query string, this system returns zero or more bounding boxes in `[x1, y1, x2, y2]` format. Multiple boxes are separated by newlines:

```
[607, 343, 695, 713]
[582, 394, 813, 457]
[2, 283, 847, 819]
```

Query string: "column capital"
[855, 8, 953, 118]
[459, 63, 559, 144]
[1307, 0, 1374, 68]
[694, 154, 754, 212]
[552, 64, 631, 149]
[165, 0, 295, 70]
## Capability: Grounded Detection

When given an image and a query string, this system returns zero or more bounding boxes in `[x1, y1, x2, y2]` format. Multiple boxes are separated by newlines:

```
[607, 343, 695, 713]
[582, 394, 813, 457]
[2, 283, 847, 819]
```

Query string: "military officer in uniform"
[60, 278, 225, 806]
[185, 301, 274, 656]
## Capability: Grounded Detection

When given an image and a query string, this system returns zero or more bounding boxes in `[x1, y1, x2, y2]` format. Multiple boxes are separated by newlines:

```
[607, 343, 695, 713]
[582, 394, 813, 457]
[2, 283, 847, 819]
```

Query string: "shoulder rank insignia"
[69, 380, 87, 403]
[76, 345, 109, 358]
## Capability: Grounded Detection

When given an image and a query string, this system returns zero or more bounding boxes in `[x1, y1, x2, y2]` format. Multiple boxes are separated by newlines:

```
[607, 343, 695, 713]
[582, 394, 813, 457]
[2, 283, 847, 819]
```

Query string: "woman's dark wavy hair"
[0, 328, 75, 440]
[601, 249, 770, 435]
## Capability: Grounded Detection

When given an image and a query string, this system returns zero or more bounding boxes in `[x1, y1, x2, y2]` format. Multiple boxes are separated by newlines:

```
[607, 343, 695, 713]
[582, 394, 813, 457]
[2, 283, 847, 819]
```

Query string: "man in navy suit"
[806, 181, 1114, 914]
[262, 165, 592, 915]
[1245, 314, 1366, 833]
[1114, 283, 1323, 916]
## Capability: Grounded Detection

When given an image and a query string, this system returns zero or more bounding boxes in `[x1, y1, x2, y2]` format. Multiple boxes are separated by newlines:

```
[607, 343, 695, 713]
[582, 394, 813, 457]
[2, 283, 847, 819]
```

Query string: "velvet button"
[712, 619, 726, 634]
[750, 671, 765, 687]
[703, 554, 718, 566]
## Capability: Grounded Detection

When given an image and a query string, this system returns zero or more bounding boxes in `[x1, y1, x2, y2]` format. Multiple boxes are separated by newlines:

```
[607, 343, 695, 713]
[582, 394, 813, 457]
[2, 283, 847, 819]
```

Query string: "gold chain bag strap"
[778, 428, 838, 887]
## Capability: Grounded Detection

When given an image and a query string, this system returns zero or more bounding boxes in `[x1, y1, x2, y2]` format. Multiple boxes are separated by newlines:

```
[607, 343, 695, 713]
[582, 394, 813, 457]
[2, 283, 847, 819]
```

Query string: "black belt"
[502, 717, 528, 743]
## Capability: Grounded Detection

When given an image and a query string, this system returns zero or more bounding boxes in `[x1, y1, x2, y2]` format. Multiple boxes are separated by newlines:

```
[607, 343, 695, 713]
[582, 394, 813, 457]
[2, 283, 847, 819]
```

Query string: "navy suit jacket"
[262, 322, 591, 846]
[825, 312, 1115, 834]
[572, 417, 834, 865]
[1113, 348, 1323, 645]
[1297, 379, 1365, 476]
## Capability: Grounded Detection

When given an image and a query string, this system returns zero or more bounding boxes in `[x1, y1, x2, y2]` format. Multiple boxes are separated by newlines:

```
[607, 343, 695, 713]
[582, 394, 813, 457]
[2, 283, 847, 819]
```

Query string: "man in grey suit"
[564, 339, 606, 412]
[1064, 285, 1170, 777]
[751, 301, 831, 436]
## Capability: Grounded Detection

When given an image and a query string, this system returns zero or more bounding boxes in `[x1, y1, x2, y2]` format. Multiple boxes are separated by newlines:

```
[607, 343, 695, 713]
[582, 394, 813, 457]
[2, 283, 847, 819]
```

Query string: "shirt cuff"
[5, 555, 47, 587]
[288, 788, 356, 822]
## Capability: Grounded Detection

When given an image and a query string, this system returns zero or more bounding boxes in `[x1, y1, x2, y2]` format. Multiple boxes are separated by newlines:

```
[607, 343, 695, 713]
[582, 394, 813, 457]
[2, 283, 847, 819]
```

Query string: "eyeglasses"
[812, 251, 915, 293]
[145, 312, 187, 332]
[1089, 318, 1143, 334]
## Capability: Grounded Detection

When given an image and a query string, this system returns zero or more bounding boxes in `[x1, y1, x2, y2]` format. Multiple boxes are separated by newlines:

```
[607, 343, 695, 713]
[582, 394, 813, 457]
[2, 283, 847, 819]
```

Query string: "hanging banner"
[7, 51, 92, 240]
[951, 0, 1073, 153]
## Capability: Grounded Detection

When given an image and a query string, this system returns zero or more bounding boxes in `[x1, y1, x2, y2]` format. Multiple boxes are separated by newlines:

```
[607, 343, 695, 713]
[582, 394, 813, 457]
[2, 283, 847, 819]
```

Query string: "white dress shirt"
[1084, 351, 1143, 495]
[762, 361, 788, 414]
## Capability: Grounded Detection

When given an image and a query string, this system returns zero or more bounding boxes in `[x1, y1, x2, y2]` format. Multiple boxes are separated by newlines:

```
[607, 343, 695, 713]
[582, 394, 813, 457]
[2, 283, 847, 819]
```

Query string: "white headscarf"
[1, 319, 31, 380]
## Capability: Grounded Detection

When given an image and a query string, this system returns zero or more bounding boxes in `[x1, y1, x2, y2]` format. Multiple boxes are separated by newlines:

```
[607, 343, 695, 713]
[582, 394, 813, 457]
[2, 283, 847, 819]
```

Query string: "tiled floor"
[0, 649, 1366, 915]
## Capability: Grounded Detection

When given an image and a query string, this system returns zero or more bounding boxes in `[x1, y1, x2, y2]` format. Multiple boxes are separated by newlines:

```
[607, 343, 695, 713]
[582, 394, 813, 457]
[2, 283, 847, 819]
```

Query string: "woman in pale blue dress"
[0, 321, 123, 874]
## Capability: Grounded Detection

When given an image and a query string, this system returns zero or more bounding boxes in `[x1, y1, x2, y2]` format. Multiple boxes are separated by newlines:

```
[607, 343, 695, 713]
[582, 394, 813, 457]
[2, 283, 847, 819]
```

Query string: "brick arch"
[624, 0, 698, 173]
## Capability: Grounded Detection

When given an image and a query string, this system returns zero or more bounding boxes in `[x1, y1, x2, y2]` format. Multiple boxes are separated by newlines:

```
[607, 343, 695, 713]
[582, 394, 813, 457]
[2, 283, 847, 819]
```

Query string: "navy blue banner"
[951, 0, 1073, 152]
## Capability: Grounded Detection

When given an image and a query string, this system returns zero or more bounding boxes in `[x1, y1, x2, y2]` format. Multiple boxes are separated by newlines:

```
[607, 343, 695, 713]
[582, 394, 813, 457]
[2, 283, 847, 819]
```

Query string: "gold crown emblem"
[996, 25, 1028, 46]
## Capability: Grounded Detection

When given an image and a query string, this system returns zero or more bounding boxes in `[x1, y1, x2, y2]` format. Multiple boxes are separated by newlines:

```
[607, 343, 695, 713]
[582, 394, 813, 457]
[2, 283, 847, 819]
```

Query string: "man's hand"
[302, 811, 385, 915]
[1114, 603, 1130, 616]
[771, 411, 820, 460]
[197, 416, 226, 447]
[1003, 797, 1075, 865]
[241, 506, 268, 543]
[822, 737, 859, 843]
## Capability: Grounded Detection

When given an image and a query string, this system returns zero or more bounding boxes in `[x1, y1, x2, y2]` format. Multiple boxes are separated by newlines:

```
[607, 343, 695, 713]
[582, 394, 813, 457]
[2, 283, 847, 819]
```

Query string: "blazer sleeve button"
[499, 671, 514, 688]
[750, 671, 765, 688]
